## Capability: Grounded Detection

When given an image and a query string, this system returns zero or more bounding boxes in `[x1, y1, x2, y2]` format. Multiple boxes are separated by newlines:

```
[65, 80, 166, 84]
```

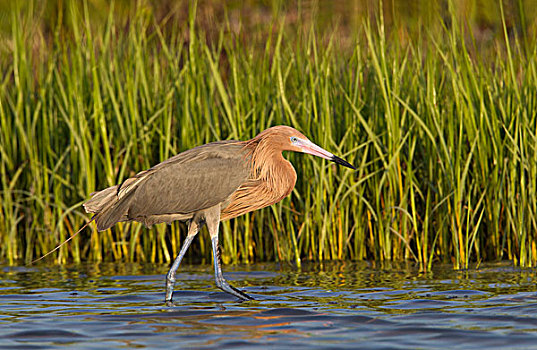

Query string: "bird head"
[256, 126, 356, 170]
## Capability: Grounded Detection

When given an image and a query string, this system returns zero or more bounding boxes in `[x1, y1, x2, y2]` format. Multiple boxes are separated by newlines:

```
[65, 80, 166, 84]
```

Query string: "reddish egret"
[83, 126, 355, 303]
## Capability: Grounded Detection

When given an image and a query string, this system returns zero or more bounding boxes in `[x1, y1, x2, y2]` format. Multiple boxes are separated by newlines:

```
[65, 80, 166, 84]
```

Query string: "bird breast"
[220, 156, 297, 221]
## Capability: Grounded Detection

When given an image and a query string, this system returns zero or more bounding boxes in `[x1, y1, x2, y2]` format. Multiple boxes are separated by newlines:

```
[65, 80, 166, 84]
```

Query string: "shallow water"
[1, 261, 537, 349]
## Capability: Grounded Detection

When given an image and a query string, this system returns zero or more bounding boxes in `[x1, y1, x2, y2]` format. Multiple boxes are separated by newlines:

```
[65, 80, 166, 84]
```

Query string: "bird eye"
[290, 136, 298, 143]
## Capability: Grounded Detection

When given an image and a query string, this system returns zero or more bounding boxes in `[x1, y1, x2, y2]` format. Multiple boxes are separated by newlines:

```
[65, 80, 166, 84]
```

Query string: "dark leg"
[208, 221, 253, 301]
[165, 220, 200, 304]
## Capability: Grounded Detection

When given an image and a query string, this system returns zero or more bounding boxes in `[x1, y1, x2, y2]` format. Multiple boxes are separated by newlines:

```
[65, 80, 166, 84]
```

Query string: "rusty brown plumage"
[81, 125, 355, 303]
[220, 127, 303, 220]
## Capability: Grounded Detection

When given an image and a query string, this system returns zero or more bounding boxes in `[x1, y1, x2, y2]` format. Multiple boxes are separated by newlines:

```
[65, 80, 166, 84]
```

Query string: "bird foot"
[232, 286, 254, 302]
[217, 279, 254, 301]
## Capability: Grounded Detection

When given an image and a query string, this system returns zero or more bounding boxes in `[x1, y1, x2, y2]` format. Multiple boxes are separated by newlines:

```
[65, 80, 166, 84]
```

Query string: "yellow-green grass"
[1, 1, 537, 271]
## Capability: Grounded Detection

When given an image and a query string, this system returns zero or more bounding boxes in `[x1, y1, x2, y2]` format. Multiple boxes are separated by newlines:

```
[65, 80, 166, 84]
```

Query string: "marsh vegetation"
[1, 1, 537, 270]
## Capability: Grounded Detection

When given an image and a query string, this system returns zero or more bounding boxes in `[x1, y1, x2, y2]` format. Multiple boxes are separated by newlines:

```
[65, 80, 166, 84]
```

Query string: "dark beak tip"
[331, 155, 356, 170]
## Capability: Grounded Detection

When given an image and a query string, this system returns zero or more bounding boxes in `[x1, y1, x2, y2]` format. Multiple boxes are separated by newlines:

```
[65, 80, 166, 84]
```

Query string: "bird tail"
[83, 186, 118, 213]
[29, 184, 134, 264]
[83, 185, 134, 231]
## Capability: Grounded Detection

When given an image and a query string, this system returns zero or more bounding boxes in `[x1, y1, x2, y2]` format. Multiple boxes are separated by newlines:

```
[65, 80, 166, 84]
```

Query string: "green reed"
[1, 1, 537, 271]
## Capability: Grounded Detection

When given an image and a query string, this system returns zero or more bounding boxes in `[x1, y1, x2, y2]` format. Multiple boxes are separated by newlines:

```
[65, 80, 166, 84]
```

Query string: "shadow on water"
[1, 261, 537, 349]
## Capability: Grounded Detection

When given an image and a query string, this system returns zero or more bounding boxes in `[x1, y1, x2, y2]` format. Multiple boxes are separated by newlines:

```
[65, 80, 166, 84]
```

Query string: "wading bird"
[83, 126, 355, 303]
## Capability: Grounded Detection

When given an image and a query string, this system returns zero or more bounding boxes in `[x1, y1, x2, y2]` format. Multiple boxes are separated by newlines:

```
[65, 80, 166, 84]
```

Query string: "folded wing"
[84, 141, 250, 231]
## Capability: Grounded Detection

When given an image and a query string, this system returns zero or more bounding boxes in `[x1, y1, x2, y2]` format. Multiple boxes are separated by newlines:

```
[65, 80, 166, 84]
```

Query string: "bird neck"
[245, 138, 297, 196]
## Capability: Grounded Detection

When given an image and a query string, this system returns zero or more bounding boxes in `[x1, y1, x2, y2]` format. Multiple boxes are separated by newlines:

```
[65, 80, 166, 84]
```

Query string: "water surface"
[1, 261, 537, 349]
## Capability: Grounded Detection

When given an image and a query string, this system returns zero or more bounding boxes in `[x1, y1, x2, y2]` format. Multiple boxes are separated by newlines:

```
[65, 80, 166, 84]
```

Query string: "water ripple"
[0, 261, 536, 349]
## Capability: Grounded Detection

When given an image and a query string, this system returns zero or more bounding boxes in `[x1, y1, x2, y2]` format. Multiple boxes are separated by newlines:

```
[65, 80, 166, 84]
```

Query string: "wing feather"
[128, 155, 249, 217]
[87, 141, 250, 231]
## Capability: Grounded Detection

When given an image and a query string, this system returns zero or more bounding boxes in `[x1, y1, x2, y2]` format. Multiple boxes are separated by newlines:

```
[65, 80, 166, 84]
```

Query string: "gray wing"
[128, 155, 249, 217]
[92, 141, 250, 231]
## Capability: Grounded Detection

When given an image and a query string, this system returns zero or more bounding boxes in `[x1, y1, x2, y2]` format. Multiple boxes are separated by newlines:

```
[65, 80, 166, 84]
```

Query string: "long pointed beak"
[299, 140, 356, 170]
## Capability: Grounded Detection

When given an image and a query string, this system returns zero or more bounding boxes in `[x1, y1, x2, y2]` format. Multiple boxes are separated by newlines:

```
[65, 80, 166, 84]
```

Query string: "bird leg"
[210, 235, 253, 301]
[206, 208, 254, 301]
[165, 219, 201, 304]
